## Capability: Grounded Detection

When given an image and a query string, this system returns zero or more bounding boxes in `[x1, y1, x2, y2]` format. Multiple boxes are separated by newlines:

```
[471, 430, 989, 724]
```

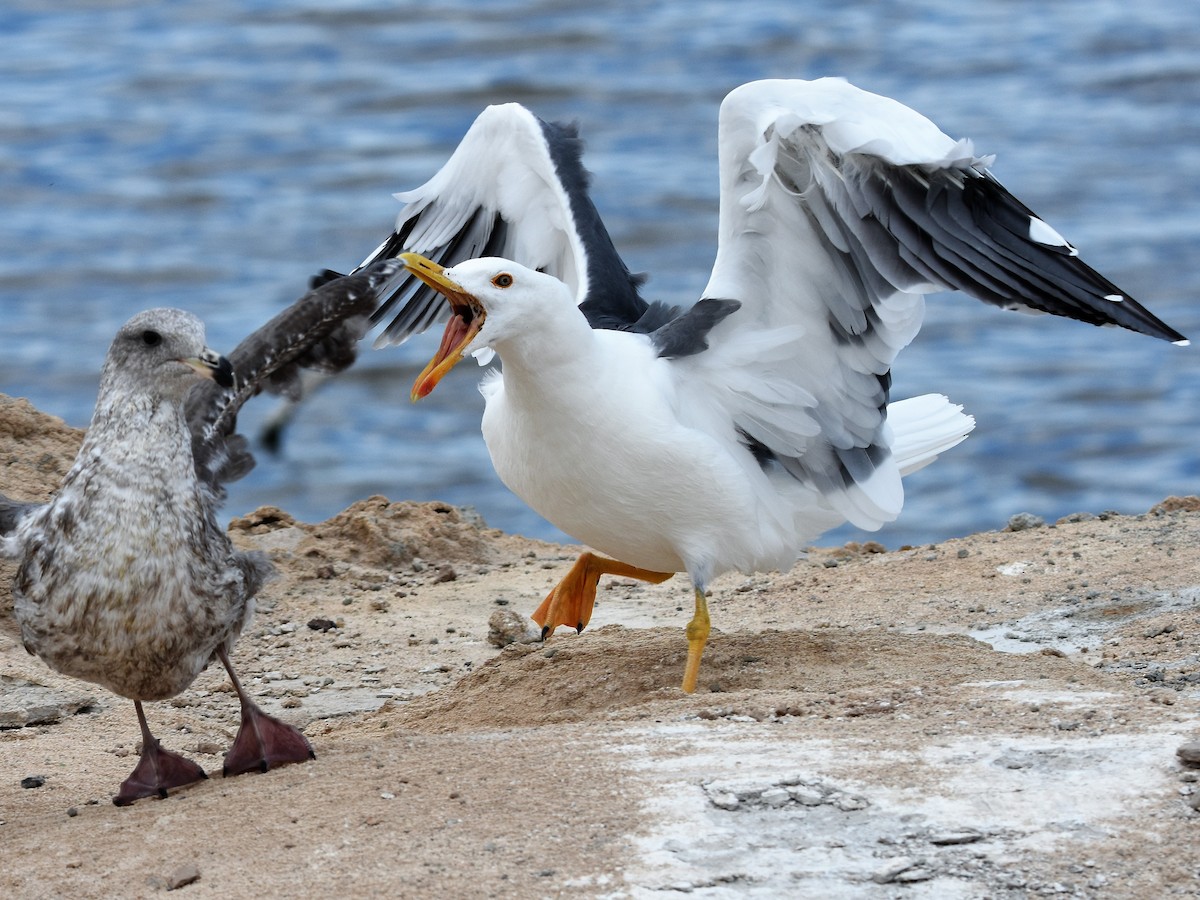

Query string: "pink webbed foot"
[223, 700, 315, 777]
[114, 702, 208, 806]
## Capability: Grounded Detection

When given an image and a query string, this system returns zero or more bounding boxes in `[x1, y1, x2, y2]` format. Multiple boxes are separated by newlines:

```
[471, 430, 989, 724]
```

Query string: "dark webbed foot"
[223, 701, 315, 777]
[217, 646, 315, 778]
[113, 702, 208, 806]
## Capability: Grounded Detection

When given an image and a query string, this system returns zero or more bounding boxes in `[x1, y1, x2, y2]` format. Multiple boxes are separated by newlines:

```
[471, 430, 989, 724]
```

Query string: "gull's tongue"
[435, 313, 469, 362]
[411, 312, 472, 400]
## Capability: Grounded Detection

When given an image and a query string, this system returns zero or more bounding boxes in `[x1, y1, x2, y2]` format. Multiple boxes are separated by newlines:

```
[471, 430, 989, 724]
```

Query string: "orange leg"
[531, 551, 674, 637]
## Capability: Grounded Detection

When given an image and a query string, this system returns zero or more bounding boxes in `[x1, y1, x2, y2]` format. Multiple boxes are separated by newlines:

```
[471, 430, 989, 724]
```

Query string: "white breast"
[479, 330, 798, 581]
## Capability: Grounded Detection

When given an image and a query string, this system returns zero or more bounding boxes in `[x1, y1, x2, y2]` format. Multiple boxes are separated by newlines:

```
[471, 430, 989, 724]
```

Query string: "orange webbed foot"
[532, 552, 674, 638]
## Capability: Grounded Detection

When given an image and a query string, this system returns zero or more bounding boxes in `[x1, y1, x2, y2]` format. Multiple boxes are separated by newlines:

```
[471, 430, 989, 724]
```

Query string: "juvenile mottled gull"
[358, 78, 1185, 692]
[2, 261, 397, 805]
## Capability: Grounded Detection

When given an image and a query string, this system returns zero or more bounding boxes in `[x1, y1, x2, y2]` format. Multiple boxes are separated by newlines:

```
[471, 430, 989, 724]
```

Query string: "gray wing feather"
[694, 78, 1184, 531]
[360, 102, 648, 349]
[0, 495, 40, 537]
[186, 259, 400, 496]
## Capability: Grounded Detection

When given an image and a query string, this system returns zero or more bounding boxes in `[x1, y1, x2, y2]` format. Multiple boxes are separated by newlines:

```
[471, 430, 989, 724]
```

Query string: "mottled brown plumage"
[3, 262, 398, 804]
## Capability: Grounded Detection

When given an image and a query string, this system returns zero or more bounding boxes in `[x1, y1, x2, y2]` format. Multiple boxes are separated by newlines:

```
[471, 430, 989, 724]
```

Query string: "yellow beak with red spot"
[400, 252, 487, 401]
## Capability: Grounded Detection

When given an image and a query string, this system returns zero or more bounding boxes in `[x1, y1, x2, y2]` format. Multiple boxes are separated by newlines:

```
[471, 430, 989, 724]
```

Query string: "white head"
[400, 254, 579, 399]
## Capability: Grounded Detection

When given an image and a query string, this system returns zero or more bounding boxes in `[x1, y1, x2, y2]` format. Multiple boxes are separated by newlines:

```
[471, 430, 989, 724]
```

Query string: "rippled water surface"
[3, 0, 1199, 546]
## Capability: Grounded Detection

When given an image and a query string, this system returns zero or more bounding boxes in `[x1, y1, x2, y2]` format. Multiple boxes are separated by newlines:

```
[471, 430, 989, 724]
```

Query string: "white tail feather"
[888, 394, 975, 477]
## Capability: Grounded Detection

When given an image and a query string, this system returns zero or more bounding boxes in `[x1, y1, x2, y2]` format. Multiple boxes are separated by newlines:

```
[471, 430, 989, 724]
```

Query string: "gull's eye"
[141, 330, 162, 347]
[492, 272, 514, 288]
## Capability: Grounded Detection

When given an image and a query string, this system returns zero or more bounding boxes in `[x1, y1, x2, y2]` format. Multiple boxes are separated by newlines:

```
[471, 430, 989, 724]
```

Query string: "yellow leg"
[532, 551, 674, 637]
[680, 586, 711, 694]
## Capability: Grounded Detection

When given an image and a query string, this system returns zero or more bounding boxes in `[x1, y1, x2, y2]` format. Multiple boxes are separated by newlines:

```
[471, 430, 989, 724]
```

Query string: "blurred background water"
[2, 0, 1198, 548]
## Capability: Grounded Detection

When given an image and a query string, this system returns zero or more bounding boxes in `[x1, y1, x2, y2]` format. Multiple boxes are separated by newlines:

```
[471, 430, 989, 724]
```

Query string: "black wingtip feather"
[959, 174, 1186, 343]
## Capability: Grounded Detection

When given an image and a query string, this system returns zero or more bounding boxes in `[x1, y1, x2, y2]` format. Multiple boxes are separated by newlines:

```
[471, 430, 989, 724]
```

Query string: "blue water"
[2, 0, 1198, 548]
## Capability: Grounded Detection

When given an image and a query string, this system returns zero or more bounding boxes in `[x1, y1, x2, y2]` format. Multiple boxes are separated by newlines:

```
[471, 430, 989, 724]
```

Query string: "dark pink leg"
[218, 647, 315, 777]
[113, 701, 208, 806]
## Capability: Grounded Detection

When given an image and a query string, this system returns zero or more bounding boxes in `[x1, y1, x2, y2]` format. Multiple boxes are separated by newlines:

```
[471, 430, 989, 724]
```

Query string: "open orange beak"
[400, 252, 487, 401]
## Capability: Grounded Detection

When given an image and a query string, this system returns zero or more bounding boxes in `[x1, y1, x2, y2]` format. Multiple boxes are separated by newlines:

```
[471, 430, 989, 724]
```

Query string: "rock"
[831, 793, 869, 811]
[1177, 741, 1200, 767]
[996, 754, 1031, 770]
[787, 786, 825, 806]
[0, 676, 97, 729]
[708, 790, 740, 811]
[1006, 512, 1045, 532]
[1149, 495, 1200, 514]
[20, 776, 46, 789]
[929, 830, 984, 845]
[760, 787, 791, 808]
[487, 609, 539, 648]
[166, 864, 200, 890]
[894, 867, 935, 883]
[872, 858, 916, 884]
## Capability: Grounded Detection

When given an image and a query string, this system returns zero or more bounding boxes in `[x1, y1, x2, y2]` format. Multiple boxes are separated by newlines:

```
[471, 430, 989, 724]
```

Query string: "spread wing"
[361, 102, 651, 347]
[186, 260, 400, 497]
[678, 77, 1185, 530]
[0, 496, 39, 540]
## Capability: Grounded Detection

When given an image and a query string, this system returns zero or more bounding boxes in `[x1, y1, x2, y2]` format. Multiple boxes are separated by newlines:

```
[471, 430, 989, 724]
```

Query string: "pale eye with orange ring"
[492, 273, 514, 288]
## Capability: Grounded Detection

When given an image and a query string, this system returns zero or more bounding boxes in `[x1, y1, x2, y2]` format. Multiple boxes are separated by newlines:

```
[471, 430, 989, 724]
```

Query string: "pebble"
[760, 787, 791, 808]
[1007, 512, 1045, 531]
[929, 830, 983, 845]
[167, 864, 201, 891]
[1176, 740, 1200, 766]
[708, 790, 740, 811]
[831, 793, 869, 811]
[872, 858, 916, 884]
[996, 754, 1031, 770]
[20, 775, 46, 789]
[787, 786, 825, 806]
[487, 609, 539, 648]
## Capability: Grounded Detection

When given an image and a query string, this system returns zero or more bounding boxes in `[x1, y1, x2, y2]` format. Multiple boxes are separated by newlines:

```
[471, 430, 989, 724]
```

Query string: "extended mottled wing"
[0, 495, 39, 541]
[678, 77, 1184, 530]
[362, 103, 650, 347]
[186, 260, 400, 495]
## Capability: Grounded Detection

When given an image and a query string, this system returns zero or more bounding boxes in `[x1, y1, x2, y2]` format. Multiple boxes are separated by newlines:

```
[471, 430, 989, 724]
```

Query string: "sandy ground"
[2, 391, 1200, 899]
